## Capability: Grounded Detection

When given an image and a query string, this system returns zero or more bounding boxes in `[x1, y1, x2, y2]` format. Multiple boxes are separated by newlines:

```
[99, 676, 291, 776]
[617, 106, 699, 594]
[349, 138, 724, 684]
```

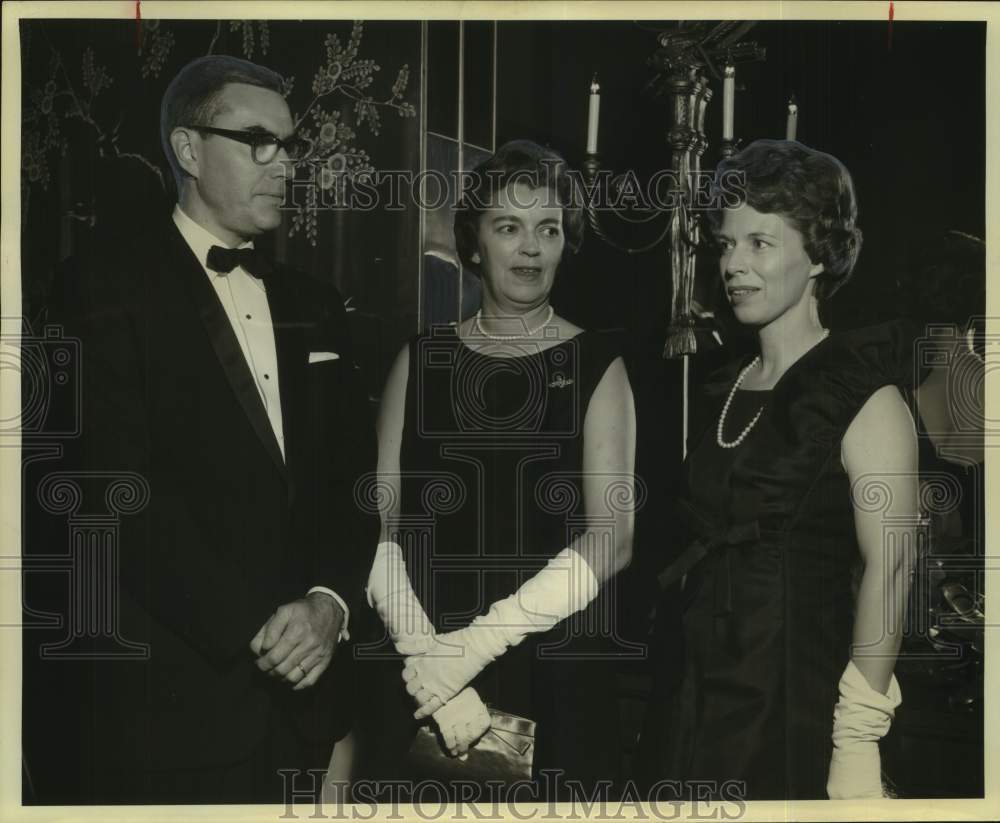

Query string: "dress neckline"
[453, 326, 590, 360]
[738, 333, 834, 394]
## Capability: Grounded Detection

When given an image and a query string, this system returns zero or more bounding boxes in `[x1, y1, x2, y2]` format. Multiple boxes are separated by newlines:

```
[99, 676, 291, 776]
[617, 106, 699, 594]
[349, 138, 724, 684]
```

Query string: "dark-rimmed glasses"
[184, 126, 311, 164]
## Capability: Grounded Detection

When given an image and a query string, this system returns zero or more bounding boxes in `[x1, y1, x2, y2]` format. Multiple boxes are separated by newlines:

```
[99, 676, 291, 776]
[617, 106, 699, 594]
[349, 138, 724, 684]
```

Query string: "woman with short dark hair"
[641, 139, 918, 800]
[452, 139, 587, 264]
[365, 139, 637, 795]
[706, 138, 862, 299]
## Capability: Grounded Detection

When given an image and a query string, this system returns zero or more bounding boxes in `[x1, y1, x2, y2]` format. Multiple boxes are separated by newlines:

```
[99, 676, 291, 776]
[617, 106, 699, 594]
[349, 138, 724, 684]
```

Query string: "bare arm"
[367, 342, 441, 653]
[573, 356, 638, 583]
[842, 384, 919, 694]
[375, 343, 410, 540]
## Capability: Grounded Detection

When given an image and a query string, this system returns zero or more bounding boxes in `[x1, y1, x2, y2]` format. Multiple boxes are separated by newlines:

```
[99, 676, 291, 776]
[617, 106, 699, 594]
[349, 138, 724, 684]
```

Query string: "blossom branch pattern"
[288, 20, 416, 244]
[22, 20, 415, 245]
[23, 37, 166, 210]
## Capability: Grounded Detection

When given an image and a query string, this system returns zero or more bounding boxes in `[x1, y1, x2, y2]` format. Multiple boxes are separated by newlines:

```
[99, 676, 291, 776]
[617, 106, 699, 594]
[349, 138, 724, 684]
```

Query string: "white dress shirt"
[172, 206, 351, 638]
[173, 206, 286, 458]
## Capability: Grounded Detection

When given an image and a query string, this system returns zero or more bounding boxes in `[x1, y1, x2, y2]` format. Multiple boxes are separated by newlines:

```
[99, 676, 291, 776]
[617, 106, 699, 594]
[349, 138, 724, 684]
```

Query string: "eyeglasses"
[185, 125, 311, 164]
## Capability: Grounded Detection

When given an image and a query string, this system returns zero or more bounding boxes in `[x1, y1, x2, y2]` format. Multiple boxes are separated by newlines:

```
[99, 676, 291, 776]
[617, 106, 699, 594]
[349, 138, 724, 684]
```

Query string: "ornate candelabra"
[581, 22, 764, 359]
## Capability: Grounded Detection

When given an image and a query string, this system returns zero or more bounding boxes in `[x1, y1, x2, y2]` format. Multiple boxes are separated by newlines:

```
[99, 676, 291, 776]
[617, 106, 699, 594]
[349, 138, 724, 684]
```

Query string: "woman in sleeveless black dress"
[639, 140, 919, 800]
[364, 141, 637, 796]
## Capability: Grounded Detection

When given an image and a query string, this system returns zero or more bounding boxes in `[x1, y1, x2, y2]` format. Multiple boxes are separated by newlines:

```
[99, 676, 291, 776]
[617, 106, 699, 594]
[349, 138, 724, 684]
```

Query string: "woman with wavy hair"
[640, 139, 918, 800]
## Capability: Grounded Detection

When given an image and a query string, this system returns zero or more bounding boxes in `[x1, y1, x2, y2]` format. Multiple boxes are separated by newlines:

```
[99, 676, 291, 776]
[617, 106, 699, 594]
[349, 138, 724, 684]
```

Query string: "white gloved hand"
[432, 687, 491, 758]
[366, 542, 436, 656]
[827, 659, 902, 799]
[402, 547, 599, 718]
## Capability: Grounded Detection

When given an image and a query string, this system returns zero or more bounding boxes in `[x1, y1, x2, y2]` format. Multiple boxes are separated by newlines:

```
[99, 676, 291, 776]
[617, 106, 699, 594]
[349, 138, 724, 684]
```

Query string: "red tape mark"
[135, 1, 142, 51]
[888, 1, 894, 50]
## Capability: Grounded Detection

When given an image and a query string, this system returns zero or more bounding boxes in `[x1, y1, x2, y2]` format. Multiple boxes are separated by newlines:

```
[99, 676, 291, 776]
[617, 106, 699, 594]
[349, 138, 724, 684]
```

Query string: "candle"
[722, 65, 735, 141]
[786, 95, 798, 141]
[586, 75, 601, 154]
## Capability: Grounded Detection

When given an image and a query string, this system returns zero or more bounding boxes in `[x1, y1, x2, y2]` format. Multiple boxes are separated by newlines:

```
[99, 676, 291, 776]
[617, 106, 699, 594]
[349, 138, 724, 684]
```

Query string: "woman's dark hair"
[454, 140, 585, 271]
[899, 229, 985, 332]
[160, 55, 285, 191]
[708, 139, 863, 300]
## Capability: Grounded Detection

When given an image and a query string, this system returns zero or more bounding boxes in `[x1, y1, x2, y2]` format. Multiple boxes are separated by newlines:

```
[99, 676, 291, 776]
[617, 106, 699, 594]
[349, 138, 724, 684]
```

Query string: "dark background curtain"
[19, 16, 985, 797]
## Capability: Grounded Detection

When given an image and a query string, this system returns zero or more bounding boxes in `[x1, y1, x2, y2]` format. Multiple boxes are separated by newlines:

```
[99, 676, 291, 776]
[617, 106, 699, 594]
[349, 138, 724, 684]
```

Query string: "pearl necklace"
[716, 329, 830, 449]
[474, 306, 554, 341]
[716, 358, 765, 448]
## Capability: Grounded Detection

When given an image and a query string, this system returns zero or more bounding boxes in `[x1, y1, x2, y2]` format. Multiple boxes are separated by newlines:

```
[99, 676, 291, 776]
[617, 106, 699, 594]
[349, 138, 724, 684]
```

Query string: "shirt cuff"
[307, 586, 351, 642]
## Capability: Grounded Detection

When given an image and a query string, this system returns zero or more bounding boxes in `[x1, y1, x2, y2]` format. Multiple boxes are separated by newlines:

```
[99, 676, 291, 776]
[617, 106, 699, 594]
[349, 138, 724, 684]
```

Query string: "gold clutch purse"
[405, 708, 535, 782]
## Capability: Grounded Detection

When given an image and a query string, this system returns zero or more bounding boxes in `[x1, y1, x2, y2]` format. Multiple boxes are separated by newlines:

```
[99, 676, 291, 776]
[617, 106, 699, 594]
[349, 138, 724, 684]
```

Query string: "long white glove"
[827, 659, 902, 799]
[402, 547, 599, 718]
[432, 687, 492, 758]
[367, 542, 493, 750]
[366, 541, 436, 656]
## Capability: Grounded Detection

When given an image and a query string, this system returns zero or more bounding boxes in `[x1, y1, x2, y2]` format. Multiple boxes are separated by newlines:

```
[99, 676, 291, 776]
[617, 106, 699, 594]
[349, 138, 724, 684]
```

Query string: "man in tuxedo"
[27, 55, 378, 804]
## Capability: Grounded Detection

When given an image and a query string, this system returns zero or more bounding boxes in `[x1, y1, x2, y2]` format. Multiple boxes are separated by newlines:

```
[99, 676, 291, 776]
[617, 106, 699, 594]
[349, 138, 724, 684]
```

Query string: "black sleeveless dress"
[366, 326, 625, 793]
[638, 322, 914, 800]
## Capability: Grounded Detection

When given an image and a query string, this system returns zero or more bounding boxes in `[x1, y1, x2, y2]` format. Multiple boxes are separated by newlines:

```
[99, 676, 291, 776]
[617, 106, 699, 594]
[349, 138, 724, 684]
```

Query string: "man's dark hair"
[160, 55, 285, 191]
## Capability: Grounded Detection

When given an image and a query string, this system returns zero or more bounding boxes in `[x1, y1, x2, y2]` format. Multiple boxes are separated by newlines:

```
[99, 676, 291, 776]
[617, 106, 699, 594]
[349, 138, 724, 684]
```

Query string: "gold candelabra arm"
[583, 22, 764, 357]
[580, 153, 674, 256]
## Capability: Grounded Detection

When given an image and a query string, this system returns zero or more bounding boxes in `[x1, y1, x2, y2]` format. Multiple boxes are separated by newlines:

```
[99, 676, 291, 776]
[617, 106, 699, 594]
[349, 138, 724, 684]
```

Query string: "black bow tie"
[206, 245, 273, 281]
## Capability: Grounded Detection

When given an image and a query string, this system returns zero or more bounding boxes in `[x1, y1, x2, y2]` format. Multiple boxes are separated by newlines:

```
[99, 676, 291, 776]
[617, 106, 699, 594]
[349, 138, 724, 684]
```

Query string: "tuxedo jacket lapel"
[265, 273, 309, 503]
[164, 223, 288, 481]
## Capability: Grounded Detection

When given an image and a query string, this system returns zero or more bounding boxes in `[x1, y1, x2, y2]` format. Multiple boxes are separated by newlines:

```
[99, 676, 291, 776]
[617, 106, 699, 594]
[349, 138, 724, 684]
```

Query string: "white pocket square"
[308, 351, 341, 364]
